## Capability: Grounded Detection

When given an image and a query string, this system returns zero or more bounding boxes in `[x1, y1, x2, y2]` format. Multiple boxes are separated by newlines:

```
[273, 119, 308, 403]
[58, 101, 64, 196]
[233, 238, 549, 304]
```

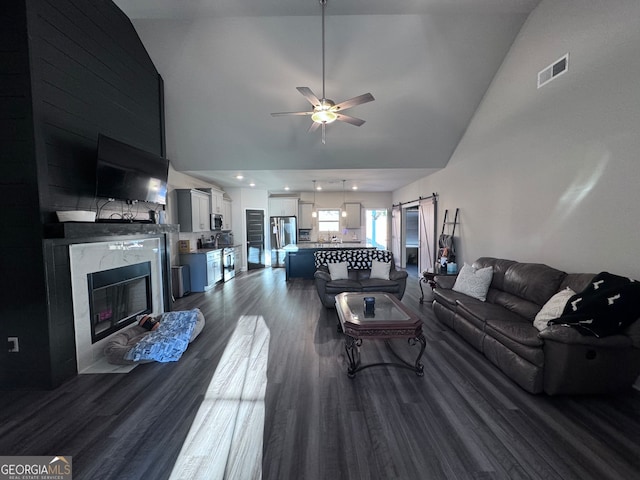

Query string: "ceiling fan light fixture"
[311, 109, 337, 124]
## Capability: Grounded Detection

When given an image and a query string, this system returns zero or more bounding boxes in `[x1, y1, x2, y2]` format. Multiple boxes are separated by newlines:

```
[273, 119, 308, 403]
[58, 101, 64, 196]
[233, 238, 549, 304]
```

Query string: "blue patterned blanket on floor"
[125, 309, 199, 362]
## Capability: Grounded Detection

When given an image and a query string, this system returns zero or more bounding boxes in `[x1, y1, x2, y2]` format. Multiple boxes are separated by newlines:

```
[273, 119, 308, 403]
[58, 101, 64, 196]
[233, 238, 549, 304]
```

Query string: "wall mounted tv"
[96, 134, 169, 205]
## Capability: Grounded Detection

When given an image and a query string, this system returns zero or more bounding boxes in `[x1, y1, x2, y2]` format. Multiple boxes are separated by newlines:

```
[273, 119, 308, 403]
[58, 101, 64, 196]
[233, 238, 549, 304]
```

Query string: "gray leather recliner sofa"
[432, 257, 640, 395]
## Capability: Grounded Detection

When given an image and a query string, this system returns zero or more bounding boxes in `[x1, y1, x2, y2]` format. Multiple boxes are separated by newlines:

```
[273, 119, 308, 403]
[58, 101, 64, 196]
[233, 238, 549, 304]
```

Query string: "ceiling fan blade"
[307, 122, 321, 133]
[270, 111, 313, 117]
[297, 87, 321, 106]
[333, 92, 375, 112]
[335, 114, 366, 127]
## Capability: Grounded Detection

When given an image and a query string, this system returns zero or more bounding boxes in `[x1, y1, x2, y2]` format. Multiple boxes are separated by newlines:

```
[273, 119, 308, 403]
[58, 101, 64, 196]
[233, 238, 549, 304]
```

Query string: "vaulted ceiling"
[114, 0, 541, 192]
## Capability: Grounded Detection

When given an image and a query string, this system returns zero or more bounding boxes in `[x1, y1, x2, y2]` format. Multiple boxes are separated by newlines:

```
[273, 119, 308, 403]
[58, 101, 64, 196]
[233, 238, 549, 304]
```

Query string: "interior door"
[246, 209, 265, 270]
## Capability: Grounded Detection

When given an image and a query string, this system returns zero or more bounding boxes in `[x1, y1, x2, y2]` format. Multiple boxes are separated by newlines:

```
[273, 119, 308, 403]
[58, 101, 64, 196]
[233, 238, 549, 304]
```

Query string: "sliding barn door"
[391, 205, 402, 266]
[419, 197, 437, 274]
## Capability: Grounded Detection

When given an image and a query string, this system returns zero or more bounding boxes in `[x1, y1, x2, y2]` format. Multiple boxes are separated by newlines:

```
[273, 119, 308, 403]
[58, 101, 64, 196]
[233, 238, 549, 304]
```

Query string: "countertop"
[181, 244, 242, 254]
[284, 243, 373, 251]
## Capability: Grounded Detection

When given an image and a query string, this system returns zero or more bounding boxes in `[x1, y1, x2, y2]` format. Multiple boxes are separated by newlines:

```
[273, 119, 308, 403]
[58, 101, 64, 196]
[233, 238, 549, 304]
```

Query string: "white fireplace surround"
[69, 238, 165, 373]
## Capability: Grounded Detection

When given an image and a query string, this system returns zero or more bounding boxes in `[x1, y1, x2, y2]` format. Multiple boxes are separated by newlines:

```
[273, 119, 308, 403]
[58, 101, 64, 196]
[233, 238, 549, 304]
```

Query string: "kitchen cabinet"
[269, 197, 298, 217]
[177, 189, 211, 232]
[223, 199, 232, 230]
[299, 203, 314, 229]
[180, 250, 222, 292]
[211, 188, 224, 214]
[344, 203, 361, 229]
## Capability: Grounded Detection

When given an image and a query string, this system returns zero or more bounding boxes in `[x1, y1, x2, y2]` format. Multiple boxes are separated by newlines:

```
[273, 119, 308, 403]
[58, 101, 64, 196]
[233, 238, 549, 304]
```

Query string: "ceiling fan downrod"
[321, 0, 327, 101]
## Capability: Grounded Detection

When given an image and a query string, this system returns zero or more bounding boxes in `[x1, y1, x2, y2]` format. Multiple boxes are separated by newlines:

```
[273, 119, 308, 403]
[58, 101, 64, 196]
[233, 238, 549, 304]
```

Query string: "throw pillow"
[452, 263, 493, 302]
[328, 262, 349, 280]
[533, 287, 576, 331]
[370, 260, 391, 280]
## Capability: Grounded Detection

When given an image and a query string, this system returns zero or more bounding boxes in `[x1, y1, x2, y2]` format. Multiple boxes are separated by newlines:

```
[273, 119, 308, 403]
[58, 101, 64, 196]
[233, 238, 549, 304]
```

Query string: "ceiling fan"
[270, 0, 375, 144]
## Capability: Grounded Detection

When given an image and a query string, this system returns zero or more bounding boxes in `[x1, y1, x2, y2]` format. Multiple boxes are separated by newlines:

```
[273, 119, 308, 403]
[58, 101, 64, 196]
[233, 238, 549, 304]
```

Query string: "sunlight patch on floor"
[169, 315, 270, 480]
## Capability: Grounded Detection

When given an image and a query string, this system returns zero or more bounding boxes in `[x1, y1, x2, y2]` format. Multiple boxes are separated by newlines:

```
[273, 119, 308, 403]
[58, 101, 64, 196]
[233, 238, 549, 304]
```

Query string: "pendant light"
[341, 180, 347, 217]
[312, 180, 318, 218]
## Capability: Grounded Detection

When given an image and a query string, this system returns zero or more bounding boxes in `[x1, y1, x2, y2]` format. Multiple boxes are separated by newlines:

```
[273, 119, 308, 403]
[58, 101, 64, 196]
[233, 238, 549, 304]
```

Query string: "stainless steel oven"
[223, 247, 235, 281]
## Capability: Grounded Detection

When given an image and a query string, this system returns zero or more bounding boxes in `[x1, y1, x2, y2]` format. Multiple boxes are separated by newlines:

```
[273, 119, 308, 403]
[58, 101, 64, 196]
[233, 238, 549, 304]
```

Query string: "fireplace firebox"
[87, 262, 152, 343]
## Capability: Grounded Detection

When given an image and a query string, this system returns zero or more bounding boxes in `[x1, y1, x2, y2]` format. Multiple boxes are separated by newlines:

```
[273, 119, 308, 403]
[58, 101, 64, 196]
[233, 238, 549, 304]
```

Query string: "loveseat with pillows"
[432, 257, 640, 395]
[314, 249, 408, 308]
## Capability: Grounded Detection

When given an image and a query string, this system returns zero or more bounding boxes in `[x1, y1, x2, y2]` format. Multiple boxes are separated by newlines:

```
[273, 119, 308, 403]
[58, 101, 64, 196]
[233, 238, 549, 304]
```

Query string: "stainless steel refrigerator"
[270, 216, 297, 267]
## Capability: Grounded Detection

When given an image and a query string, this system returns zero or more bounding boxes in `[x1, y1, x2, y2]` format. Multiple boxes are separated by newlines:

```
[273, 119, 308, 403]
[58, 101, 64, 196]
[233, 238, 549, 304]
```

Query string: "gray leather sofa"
[432, 257, 640, 395]
[314, 249, 408, 308]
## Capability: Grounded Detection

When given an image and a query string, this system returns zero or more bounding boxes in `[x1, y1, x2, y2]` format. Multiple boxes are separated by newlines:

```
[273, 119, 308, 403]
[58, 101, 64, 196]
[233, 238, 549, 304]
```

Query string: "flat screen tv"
[96, 134, 169, 205]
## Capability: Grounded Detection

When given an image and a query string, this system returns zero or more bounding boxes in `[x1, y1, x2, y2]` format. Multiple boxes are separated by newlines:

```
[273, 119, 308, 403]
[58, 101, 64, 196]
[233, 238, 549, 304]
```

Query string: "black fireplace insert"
[87, 261, 152, 343]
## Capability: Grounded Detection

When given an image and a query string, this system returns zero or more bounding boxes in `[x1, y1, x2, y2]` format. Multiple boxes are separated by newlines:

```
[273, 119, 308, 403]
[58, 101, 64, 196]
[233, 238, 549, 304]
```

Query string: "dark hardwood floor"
[1, 268, 639, 479]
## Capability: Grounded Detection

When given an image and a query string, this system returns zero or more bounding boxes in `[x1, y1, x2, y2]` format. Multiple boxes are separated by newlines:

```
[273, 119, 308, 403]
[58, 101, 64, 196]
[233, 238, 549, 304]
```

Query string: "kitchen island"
[284, 243, 375, 280]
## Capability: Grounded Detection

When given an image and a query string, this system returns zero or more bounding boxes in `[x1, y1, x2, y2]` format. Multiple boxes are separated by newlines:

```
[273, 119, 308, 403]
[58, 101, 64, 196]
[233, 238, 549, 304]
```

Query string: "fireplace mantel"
[41, 223, 178, 386]
[44, 222, 179, 240]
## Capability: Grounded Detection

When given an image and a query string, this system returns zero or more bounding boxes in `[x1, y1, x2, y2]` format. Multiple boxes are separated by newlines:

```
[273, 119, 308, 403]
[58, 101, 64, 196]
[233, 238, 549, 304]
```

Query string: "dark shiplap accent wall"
[28, 0, 163, 222]
[0, 0, 50, 388]
[0, 0, 164, 388]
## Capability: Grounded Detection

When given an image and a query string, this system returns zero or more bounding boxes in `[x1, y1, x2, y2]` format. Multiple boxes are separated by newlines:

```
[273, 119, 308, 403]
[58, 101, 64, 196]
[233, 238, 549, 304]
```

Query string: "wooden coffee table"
[335, 292, 426, 378]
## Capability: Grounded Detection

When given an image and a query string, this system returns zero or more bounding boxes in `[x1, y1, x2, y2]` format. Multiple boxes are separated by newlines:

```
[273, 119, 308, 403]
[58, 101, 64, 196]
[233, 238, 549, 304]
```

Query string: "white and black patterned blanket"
[548, 272, 640, 337]
[314, 249, 392, 270]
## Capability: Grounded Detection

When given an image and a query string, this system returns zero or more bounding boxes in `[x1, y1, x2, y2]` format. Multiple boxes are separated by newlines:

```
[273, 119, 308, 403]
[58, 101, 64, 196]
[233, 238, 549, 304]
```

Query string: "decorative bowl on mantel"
[56, 210, 96, 222]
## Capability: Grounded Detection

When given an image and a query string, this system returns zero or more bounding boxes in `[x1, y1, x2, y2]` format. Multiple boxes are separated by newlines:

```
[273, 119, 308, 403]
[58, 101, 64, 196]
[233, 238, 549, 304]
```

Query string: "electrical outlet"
[8, 337, 19, 353]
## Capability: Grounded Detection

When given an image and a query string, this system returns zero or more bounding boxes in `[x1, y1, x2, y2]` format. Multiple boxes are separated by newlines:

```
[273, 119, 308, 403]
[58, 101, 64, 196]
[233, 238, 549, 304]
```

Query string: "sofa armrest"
[389, 269, 408, 281]
[434, 274, 457, 290]
[314, 270, 332, 282]
[539, 325, 633, 348]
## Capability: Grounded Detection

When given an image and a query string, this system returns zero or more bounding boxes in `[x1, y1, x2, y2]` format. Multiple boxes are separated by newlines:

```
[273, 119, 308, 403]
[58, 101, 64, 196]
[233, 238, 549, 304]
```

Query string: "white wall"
[298, 190, 391, 211]
[166, 165, 220, 224]
[164, 170, 268, 271]
[226, 187, 269, 270]
[393, 0, 640, 280]
[166, 165, 225, 264]
[298, 190, 392, 242]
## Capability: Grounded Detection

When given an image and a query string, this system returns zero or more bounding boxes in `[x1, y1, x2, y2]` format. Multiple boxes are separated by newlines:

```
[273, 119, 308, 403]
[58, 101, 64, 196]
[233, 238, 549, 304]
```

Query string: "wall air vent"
[537, 53, 569, 88]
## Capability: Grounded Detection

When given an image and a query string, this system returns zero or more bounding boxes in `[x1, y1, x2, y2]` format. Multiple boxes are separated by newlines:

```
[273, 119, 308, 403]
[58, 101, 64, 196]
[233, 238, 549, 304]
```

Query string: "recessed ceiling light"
[316, 186, 322, 191]
[284, 186, 290, 191]
[249, 182, 255, 187]
[352, 185, 358, 190]
[235, 175, 244, 180]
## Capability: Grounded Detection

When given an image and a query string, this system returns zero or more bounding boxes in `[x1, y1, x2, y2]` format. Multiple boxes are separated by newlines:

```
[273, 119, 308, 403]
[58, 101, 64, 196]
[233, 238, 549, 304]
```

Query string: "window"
[318, 209, 340, 233]
[365, 209, 388, 250]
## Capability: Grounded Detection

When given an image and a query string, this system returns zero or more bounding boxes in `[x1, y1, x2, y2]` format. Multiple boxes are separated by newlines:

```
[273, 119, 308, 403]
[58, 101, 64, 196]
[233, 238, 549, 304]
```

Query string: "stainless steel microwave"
[211, 214, 223, 230]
